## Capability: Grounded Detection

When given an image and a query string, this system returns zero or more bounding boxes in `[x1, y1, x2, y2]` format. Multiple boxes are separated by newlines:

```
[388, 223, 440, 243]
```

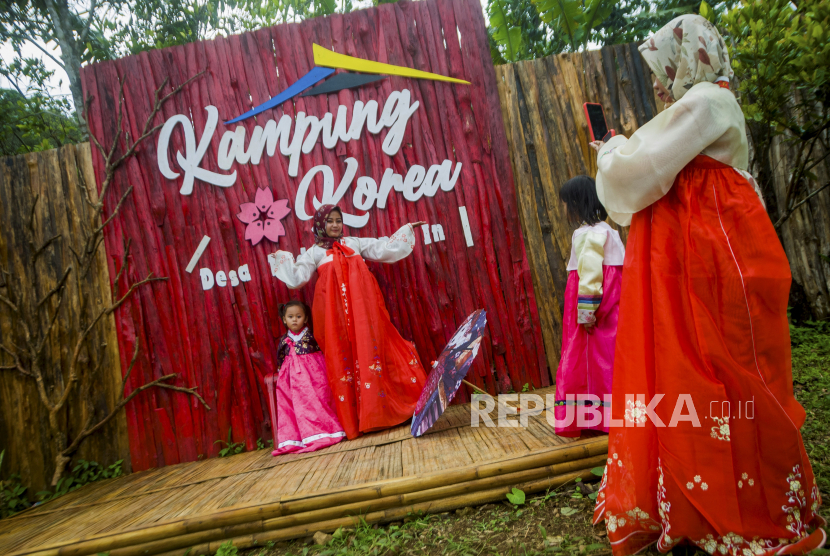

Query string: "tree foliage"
[723, 0, 830, 226]
[488, 0, 565, 63]
[486, 0, 736, 63]
[0, 58, 82, 157]
[532, 0, 618, 52]
[0, 0, 354, 156]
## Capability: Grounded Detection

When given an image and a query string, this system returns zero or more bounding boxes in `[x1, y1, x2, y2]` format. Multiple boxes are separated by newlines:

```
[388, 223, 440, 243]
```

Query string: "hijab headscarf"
[312, 204, 343, 249]
[639, 14, 733, 102]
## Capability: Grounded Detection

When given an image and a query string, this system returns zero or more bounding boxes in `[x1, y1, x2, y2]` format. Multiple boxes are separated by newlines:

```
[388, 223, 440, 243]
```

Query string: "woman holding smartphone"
[589, 14, 825, 555]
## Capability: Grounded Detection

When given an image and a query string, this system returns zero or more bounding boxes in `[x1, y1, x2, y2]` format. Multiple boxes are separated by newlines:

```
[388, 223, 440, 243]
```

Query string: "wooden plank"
[0, 141, 126, 493]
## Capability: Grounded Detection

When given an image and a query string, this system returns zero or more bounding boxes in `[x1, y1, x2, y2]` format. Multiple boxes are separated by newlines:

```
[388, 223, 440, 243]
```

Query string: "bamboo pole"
[151, 466, 601, 556]
[103, 454, 608, 556]
[15, 437, 607, 556]
[4, 393, 528, 525]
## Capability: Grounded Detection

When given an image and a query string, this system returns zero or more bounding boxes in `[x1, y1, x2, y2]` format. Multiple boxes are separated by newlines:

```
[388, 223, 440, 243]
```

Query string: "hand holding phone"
[583, 103, 615, 143]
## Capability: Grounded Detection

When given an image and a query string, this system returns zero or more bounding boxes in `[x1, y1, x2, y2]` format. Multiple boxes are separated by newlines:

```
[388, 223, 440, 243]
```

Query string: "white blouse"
[595, 82, 750, 226]
[565, 222, 625, 271]
[268, 224, 417, 290]
[565, 222, 625, 324]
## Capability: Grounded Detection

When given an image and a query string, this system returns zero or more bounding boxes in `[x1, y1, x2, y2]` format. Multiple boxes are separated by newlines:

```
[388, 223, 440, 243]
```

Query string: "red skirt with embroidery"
[312, 243, 427, 440]
[593, 156, 826, 555]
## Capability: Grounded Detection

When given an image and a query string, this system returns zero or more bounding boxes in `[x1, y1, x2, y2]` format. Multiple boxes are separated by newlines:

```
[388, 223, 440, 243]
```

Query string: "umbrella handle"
[462, 379, 488, 396]
[462, 380, 521, 415]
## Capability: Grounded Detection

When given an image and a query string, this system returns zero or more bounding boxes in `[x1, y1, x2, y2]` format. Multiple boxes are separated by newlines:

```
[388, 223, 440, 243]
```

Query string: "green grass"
[790, 320, 830, 522]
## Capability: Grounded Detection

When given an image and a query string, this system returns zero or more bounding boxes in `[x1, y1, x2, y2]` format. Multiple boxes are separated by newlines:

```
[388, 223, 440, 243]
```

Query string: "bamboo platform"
[0, 386, 608, 556]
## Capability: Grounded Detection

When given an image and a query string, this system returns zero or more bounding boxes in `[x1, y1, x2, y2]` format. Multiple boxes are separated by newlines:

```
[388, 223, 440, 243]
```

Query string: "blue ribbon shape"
[225, 66, 335, 125]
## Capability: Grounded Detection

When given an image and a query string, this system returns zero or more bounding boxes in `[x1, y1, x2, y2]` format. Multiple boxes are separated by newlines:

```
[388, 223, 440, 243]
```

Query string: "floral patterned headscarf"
[312, 204, 343, 249]
[639, 15, 733, 102]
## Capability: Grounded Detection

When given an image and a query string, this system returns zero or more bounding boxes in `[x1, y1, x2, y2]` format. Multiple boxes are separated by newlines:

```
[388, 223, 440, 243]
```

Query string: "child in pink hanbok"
[267, 300, 345, 456]
[553, 176, 624, 437]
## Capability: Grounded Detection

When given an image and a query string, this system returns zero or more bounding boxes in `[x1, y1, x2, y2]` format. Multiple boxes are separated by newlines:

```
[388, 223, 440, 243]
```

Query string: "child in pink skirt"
[553, 176, 624, 437]
[268, 300, 345, 455]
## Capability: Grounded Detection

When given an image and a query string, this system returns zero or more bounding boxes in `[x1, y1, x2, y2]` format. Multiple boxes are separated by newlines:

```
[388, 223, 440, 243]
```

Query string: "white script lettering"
[156, 90, 421, 193]
[294, 158, 462, 228]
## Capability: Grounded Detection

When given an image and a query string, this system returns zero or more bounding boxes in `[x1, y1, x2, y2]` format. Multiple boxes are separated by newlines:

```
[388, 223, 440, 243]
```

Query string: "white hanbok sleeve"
[354, 224, 417, 263]
[268, 249, 316, 289]
[595, 84, 741, 226]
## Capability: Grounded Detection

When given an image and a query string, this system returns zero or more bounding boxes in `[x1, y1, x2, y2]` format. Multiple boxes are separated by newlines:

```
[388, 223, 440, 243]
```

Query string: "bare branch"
[93, 185, 133, 237]
[36, 289, 66, 359]
[33, 234, 62, 262]
[67, 244, 82, 266]
[79, 0, 99, 43]
[775, 182, 830, 229]
[155, 383, 211, 410]
[86, 95, 107, 161]
[19, 68, 205, 485]
[0, 344, 32, 377]
[109, 71, 206, 172]
[113, 238, 132, 288]
[74, 161, 97, 209]
[120, 337, 141, 399]
[105, 80, 127, 168]
[0, 292, 19, 315]
[81, 234, 106, 278]
[62, 372, 208, 459]
[109, 274, 168, 315]
[37, 266, 71, 308]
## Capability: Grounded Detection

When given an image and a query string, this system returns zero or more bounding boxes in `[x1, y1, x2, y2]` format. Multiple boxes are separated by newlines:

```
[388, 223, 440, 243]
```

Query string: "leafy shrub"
[215, 430, 246, 458]
[37, 459, 124, 503]
[215, 540, 239, 556]
[0, 450, 31, 518]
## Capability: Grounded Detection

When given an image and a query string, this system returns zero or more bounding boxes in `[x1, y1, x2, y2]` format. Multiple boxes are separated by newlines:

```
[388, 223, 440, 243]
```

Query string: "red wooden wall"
[81, 0, 547, 471]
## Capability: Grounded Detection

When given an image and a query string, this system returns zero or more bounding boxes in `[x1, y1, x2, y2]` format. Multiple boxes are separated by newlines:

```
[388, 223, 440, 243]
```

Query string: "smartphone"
[583, 103, 615, 142]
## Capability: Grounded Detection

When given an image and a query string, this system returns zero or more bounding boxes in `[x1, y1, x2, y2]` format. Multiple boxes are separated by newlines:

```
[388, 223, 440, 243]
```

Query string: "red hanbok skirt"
[312, 243, 427, 439]
[593, 156, 826, 555]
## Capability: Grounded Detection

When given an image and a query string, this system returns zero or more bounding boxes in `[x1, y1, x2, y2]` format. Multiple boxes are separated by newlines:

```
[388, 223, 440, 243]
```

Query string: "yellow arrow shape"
[313, 44, 470, 85]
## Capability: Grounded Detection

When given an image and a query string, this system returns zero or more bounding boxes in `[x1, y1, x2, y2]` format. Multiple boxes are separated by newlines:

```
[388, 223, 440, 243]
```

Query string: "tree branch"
[109, 274, 167, 315]
[37, 266, 71, 309]
[775, 182, 830, 229]
[113, 238, 132, 288]
[62, 372, 208, 461]
[155, 382, 210, 410]
[0, 344, 32, 377]
[5, 34, 66, 69]
[120, 337, 140, 399]
[93, 185, 133, 238]
[33, 234, 62, 262]
[36, 288, 66, 359]
[79, 0, 98, 43]
[109, 71, 206, 173]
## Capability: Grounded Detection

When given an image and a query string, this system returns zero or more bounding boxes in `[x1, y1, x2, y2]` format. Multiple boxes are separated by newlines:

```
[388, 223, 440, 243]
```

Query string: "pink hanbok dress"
[267, 328, 345, 455]
[553, 221, 624, 437]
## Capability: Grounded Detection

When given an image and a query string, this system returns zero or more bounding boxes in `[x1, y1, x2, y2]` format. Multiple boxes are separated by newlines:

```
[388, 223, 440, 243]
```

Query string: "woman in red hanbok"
[270, 205, 427, 439]
[590, 14, 826, 555]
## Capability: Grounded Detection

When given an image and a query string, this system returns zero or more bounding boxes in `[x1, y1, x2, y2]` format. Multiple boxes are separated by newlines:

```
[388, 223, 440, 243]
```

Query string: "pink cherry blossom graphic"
[236, 187, 291, 246]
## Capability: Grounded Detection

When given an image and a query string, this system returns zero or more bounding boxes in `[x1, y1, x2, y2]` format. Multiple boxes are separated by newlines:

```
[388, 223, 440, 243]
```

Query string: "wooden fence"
[0, 144, 129, 493]
[495, 45, 661, 369]
[767, 135, 830, 320]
